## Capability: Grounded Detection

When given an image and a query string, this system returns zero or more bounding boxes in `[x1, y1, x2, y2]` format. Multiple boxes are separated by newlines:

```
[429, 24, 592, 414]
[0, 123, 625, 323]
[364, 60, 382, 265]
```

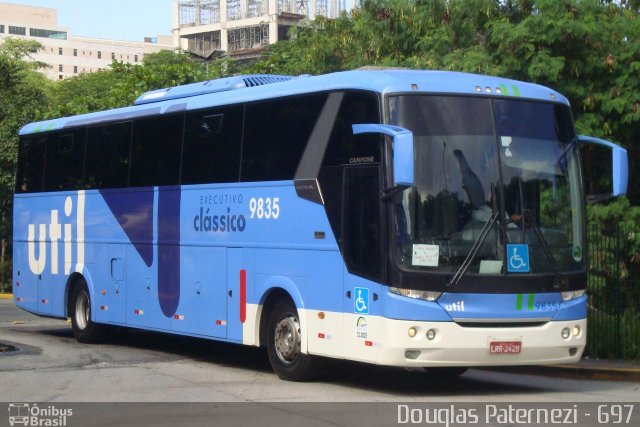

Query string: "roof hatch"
[134, 74, 294, 105]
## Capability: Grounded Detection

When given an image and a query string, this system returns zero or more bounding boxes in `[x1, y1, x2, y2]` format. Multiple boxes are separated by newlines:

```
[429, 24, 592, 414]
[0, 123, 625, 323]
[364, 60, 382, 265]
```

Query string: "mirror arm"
[352, 124, 414, 187]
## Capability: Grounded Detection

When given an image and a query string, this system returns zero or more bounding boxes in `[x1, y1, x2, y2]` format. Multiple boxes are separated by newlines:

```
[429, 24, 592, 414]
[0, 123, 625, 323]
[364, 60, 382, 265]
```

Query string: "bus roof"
[20, 69, 569, 136]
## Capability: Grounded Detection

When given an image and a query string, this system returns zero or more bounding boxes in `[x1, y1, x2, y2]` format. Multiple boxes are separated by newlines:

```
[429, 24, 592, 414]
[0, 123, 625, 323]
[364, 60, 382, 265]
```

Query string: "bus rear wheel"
[71, 281, 103, 343]
[266, 300, 320, 381]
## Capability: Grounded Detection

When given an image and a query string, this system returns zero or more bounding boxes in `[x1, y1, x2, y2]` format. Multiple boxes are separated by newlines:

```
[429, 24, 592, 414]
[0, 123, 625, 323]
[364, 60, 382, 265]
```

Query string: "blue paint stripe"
[158, 186, 181, 317]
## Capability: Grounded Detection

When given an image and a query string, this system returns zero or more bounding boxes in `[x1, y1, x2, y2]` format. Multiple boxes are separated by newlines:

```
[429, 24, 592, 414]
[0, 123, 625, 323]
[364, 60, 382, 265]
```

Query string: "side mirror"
[578, 135, 628, 202]
[352, 124, 414, 187]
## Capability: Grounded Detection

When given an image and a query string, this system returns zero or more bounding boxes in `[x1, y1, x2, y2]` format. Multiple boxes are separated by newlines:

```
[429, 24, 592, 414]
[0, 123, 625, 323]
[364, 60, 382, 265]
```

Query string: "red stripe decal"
[318, 333, 326, 339]
[240, 269, 247, 324]
[365, 341, 373, 347]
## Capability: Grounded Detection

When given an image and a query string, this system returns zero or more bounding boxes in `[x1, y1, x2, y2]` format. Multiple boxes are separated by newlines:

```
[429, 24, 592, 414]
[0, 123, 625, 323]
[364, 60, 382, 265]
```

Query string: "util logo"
[28, 191, 85, 276]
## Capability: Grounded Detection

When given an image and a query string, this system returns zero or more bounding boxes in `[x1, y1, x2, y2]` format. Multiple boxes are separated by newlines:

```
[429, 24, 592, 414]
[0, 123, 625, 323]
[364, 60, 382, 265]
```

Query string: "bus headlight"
[390, 287, 441, 302]
[561, 289, 586, 302]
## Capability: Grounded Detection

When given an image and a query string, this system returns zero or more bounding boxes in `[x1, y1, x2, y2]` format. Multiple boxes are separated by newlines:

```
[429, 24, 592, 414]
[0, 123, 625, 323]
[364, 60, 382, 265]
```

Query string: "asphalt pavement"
[2, 292, 639, 382]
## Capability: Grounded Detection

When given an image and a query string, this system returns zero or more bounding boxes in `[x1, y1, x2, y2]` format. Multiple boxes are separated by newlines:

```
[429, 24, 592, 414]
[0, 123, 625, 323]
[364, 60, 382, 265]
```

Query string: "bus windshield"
[389, 95, 585, 276]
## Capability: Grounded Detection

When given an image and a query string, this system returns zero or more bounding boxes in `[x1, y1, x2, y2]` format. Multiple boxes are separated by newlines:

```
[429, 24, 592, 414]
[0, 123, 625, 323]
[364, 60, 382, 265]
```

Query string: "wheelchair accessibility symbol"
[507, 244, 530, 273]
[354, 287, 369, 314]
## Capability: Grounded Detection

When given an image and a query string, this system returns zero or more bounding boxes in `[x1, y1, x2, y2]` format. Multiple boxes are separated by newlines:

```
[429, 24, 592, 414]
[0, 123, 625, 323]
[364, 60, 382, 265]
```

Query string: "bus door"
[13, 242, 38, 312]
[173, 246, 227, 338]
[97, 244, 127, 324]
[341, 165, 383, 362]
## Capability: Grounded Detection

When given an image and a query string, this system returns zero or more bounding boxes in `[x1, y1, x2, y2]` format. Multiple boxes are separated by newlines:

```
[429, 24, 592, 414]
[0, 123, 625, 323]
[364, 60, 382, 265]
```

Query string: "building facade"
[0, 2, 173, 79]
[172, 0, 360, 59]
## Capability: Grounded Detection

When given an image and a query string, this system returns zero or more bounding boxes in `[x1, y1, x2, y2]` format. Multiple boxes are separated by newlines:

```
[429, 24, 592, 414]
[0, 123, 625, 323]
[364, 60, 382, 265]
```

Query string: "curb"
[0, 293, 13, 300]
[482, 364, 640, 382]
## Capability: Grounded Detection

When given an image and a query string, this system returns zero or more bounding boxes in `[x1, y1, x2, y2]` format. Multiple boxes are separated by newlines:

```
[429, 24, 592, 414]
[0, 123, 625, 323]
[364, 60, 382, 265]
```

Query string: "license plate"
[490, 341, 522, 354]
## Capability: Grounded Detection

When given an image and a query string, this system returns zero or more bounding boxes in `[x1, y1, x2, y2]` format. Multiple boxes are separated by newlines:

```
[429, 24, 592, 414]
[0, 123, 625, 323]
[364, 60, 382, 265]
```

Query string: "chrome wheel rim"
[75, 291, 89, 330]
[274, 314, 301, 364]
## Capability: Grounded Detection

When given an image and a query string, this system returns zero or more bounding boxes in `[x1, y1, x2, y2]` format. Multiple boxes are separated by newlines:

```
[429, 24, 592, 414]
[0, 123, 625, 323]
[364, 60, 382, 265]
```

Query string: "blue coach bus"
[13, 70, 628, 381]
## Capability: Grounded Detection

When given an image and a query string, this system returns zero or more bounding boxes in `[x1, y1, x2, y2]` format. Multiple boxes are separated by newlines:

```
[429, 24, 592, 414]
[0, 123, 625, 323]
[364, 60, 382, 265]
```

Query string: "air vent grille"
[134, 74, 294, 105]
[243, 75, 293, 87]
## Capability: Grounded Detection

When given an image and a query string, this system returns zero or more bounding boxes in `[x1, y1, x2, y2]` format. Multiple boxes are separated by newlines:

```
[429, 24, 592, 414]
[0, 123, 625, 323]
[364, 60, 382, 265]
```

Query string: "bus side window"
[182, 106, 243, 185]
[343, 166, 382, 280]
[130, 114, 183, 188]
[318, 91, 382, 280]
[85, 121, 132, 189]
[43, 131, 85, 192]
[16, 135, 47, 193]
[241, 94, 327, 182]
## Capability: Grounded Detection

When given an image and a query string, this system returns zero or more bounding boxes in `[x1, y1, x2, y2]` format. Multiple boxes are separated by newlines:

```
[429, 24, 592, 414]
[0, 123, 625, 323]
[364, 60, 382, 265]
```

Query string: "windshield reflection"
[389, 95, 585, 276]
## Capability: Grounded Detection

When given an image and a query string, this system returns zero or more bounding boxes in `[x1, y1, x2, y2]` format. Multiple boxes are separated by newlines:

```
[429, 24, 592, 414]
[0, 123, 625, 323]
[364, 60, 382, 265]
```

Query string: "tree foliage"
[46, 50, 234, 118]
[0, 38, 51, 285]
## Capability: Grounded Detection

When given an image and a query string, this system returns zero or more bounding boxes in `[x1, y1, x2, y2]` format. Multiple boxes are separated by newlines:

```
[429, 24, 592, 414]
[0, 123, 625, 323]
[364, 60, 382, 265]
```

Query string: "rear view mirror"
[352, 124, 414, 187]
[578, 135, 628, 203]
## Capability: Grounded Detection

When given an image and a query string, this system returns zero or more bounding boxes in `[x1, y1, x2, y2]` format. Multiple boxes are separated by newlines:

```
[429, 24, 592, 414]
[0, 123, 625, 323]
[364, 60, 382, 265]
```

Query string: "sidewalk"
[480, 359, 640, 382]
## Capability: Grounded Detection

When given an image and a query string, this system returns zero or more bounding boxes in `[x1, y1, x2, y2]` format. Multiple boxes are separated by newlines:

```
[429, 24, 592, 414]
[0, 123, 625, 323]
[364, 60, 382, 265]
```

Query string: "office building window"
[111, 52, 115, 60]
[0, 25, 5, 33]
[59, 65, 63, 72]
[59, 47, 63, 55]
[59, 75, 63, 80]
[9, 26, 26, 36]
[135, 55, 139, 63]
[98, 51, 102, 59]
[74, 66, 78, 74]
[73, 49, 78, 57]
[29, 28, 67, 40]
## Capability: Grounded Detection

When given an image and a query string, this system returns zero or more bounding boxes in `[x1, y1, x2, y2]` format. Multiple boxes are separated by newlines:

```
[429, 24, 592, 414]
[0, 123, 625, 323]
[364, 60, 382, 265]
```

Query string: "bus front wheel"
[266, 300, 320, 381]
[70, 281, 103, 343]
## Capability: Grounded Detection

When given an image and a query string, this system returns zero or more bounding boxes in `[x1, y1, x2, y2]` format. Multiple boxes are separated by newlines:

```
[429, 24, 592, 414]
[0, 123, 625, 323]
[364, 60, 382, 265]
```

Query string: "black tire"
[70, 281, 104, 343]
[266, 299, 321, 381]
[424, 367, 468, 379]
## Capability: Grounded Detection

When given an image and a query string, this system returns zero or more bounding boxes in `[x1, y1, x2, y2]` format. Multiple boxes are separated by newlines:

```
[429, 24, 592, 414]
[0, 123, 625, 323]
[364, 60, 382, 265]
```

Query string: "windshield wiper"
[556, 136, 579, 173]
[447, 210, 499, 288]
[521, 209, 565, 289]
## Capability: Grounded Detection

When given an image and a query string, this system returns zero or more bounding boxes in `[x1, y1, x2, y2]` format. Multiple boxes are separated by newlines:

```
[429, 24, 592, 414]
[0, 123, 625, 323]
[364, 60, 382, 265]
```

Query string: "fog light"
[405, 350, 420, 359]
[408, 327, 417, 338]
[572, 326, 581, 337]
[426, 329, 436, 341]
[561, 328, 570, 340]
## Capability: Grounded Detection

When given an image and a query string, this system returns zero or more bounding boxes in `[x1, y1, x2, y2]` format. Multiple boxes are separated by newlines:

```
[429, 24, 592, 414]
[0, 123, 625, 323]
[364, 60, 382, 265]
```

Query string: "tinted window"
[182, 106, 243, 185]
[85, 121, 132, 189]
[241, 94, 327, 182]
[343, 166, 382, 280]
[130, 114, 183, 187]
[43, 130, 85, 191]
[318, 92, 381, 247]
[16, 136, 47, 193]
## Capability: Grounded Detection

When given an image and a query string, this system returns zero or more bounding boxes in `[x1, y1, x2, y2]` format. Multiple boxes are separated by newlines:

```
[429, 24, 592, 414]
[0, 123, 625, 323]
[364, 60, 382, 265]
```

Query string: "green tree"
[0, 38, 51, 287]
[47, 50, 235, 118]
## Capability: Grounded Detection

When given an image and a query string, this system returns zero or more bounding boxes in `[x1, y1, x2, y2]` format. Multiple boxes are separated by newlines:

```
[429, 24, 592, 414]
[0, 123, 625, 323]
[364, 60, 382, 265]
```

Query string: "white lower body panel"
[245, 305, 585, 367]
